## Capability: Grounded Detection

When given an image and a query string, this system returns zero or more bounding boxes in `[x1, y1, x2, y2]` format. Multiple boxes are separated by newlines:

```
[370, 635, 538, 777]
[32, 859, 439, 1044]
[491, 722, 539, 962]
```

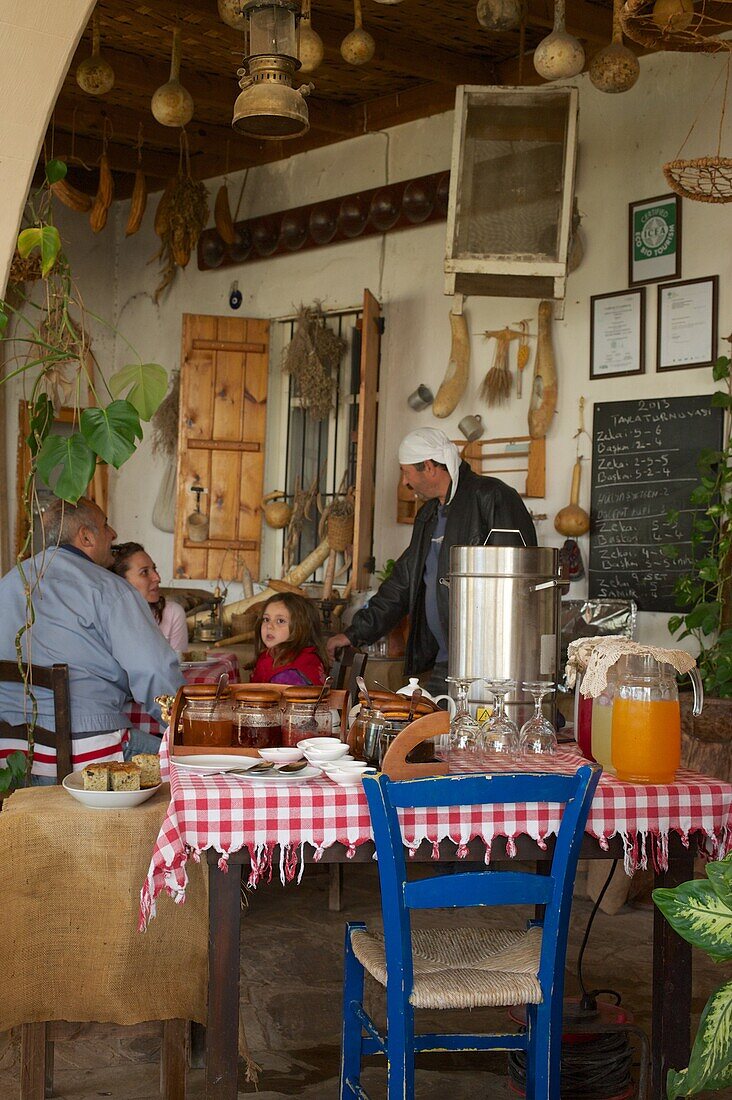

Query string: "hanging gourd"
[589, 0, 640, 93]
[217, 0, 247, 30]
[341, 0, 375, 65]
[534, 0, 585, 80]
[76, 12, 115, 96]
[476, 0, 525, 33]
[299, 0, 324, 74]
[152, 27, 195, 128]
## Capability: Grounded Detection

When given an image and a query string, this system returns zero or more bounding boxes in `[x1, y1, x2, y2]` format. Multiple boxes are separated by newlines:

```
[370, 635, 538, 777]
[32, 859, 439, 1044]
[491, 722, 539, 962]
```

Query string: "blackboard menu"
[589, 395, 723, 612]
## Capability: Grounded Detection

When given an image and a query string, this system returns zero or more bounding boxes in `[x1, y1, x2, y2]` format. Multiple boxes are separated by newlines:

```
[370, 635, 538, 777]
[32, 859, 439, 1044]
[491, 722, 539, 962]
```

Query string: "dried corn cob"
[214, 182, 235, 244]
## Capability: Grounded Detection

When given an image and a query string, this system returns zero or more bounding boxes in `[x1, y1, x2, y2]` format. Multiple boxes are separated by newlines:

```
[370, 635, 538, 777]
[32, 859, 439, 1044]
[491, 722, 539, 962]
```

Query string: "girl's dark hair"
[254, 592, 329, 671]
[110, 541, 165, 624]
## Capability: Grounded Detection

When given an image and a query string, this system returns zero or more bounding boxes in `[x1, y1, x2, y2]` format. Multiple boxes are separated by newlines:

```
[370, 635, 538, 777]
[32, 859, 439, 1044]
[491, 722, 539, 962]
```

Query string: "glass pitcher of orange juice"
[611, 653, 703, 784]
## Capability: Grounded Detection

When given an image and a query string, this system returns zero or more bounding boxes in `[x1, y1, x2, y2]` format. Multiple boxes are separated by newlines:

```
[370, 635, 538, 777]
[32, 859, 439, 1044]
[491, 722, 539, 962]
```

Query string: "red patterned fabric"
[125, 652, 241, 738]
[140, 742, 732, 928]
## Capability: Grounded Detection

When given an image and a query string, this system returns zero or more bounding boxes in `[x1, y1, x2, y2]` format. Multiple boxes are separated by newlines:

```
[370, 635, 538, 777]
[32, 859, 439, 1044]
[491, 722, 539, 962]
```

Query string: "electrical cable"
[577, 859, 622, 1010]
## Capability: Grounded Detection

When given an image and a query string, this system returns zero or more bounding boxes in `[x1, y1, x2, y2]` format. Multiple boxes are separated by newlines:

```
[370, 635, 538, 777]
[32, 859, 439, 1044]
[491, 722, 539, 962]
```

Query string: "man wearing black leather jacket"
[327, 428, 537, 696]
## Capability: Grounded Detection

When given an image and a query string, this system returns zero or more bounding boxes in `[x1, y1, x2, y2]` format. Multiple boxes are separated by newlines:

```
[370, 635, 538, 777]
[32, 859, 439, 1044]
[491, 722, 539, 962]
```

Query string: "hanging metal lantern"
[232, 0, 310, 139]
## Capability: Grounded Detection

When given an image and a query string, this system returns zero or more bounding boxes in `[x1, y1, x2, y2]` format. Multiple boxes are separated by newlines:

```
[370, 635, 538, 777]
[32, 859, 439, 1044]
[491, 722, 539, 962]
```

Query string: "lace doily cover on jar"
[578, 638, 697, 698]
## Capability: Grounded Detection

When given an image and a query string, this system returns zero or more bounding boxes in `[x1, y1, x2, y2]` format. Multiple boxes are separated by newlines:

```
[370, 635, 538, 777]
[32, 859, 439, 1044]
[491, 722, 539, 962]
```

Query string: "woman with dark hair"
[110, 542, 188, 653]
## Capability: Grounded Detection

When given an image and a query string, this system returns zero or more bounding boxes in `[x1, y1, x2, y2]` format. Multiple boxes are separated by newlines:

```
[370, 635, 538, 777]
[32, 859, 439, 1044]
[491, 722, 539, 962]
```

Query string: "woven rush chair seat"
[351, 924, 543, 1009]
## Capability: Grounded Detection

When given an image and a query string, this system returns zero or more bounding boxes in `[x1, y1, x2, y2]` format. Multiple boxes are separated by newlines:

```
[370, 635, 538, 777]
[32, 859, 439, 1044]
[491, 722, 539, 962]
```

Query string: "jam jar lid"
[183, 684, 231, 700]
[230, 685, 281, 708]
[282, 685, 331, 703]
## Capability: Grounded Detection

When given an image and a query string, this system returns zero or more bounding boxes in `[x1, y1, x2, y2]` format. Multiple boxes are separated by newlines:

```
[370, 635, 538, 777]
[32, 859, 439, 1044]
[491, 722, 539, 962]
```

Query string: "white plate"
[62, 772, 162, 809]
[243, 764, 322, 784]
[172, 754, 261, 775]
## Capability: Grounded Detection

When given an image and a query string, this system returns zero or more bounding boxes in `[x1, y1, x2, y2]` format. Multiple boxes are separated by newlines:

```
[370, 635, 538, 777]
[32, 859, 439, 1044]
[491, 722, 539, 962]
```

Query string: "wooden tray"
[168, 682, 350, 757]
[380, 711, 450, 780]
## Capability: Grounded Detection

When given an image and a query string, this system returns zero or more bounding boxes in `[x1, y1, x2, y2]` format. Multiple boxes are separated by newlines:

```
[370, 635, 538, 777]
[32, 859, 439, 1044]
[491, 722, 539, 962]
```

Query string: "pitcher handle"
[689, 666, 704, 717]
[431, 694, 457, 719]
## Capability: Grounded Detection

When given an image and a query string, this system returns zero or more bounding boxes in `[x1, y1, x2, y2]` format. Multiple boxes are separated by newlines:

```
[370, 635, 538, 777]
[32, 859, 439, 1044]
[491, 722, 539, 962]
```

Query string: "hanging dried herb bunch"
[151, 367, 180, 457]
[152, 132, 208, 302]
[283, 303, 346, 421]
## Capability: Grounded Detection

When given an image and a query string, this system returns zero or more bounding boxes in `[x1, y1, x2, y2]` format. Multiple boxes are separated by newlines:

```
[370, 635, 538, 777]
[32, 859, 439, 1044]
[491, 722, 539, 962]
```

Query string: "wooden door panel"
[174, 314, 269, 581]
[352, 289, 381, 590]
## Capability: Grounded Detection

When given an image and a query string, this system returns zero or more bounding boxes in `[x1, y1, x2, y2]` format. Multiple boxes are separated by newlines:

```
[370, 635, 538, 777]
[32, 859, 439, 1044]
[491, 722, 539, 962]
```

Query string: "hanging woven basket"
[664, 156, 732, 202]
[327, 511, 355, 552]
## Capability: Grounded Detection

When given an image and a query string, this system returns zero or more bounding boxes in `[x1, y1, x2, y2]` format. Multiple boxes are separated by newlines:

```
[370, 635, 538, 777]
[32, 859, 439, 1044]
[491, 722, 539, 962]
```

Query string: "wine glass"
[445, 676, 483, 752]
[519, 681, 558, 755]
[480, 679, 520, 758]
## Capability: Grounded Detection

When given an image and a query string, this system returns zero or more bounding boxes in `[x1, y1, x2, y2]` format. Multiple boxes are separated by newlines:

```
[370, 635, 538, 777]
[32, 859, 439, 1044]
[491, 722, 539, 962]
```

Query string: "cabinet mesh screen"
[455, 96, 570, 260]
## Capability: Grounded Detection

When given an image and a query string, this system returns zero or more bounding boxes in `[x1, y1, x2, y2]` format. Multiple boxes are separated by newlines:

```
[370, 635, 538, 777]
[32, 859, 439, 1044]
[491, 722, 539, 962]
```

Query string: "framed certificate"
[629, 194, 681, 286]
[590, 288, 646, 380]
[657, 275, 718, 372]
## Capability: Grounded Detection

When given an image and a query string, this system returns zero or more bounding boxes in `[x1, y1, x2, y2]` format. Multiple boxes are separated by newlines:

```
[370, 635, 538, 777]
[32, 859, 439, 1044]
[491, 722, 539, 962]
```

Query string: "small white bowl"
[327, 759, 370, 772]
[298, 736, 343, 752]
[302, 742, 349, 762]
[258, 747, 304, 764]
[325, 768, 375, 787]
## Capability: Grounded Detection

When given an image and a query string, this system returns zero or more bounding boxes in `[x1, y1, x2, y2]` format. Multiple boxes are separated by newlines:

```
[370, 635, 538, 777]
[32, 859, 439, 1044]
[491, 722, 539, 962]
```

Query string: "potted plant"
[0, 158, 167, 781]
[652, 852, 732, 1098]
[666, 353, 732, 769]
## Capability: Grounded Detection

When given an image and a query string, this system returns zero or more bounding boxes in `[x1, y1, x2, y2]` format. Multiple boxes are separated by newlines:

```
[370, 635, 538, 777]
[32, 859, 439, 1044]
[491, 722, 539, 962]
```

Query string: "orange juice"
[611, 698, 680, 784]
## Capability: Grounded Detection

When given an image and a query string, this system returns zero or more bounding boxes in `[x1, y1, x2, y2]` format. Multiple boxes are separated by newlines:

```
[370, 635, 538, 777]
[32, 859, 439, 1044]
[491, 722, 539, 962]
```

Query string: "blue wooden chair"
[340, 764, 601, 1100]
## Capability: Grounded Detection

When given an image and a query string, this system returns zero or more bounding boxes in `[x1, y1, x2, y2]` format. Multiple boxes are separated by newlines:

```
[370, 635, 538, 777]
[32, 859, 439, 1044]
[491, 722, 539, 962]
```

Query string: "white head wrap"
[398, 428, 461, 504]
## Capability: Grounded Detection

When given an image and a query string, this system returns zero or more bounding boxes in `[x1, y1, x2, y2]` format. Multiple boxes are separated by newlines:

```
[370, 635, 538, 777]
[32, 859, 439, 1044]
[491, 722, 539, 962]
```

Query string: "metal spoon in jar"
[304, 675, 332, 731]
[407, 687, 423, 723]
[356, 676, 372, 709]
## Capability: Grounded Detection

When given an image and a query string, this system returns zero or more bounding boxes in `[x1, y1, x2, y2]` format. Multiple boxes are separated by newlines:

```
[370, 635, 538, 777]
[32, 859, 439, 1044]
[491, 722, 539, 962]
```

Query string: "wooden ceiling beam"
[361, 82, 458, 133]
[526, 0, 613, 45]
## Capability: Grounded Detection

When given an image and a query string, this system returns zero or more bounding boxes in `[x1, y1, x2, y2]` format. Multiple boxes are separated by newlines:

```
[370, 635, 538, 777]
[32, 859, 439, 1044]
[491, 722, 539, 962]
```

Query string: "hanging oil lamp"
[232, 0, 310, 139]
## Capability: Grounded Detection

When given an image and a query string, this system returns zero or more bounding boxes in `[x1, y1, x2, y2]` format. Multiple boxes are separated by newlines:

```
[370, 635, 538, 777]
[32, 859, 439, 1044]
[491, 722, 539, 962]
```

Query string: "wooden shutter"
[174, 314, 269, 581]
[351, 289, 381, 589]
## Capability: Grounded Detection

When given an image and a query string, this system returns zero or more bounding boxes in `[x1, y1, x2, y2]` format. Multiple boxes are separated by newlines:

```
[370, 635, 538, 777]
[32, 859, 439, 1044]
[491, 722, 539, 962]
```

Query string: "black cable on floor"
[577, 859, 622, 1011]
[507, 1029, 635, 1099]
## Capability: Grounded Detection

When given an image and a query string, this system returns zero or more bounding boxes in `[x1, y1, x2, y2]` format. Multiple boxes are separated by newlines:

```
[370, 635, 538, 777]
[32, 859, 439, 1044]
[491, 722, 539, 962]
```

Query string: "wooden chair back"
[0, 661, 72, 781]
[330, 646, 368, 698]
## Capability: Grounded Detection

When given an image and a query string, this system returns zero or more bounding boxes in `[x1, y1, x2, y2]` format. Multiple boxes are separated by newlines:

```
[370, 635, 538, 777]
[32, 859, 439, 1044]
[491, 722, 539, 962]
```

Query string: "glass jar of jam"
[281, 686, 333, 747]
[181, 685, 233, 747]
[231, 686, 281, 749]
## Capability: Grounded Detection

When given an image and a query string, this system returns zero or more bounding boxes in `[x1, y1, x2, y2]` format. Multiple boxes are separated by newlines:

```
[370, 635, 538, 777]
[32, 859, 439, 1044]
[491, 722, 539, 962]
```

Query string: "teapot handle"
[431, 694, 457, 718]
[688, 666, 704, 717]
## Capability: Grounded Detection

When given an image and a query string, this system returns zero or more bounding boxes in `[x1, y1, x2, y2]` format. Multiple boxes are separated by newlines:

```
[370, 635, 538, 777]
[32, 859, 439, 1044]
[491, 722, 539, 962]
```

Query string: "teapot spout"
[689, 666, 704, 717]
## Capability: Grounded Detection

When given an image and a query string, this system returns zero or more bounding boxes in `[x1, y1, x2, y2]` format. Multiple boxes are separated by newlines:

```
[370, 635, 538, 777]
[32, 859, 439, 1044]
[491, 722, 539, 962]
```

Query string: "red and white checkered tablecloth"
[124, 652, 241, 739]
[140, 742, 732, 928]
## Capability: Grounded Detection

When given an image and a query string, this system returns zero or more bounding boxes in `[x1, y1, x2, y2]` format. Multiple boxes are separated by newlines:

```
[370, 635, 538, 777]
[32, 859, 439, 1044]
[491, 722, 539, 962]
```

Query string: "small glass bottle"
[281, 688, 333, 747]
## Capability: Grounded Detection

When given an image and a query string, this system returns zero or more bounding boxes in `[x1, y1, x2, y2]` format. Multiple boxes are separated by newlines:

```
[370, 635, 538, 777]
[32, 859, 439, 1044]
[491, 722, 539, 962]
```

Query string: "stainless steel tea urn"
[445, 545, 566, 722]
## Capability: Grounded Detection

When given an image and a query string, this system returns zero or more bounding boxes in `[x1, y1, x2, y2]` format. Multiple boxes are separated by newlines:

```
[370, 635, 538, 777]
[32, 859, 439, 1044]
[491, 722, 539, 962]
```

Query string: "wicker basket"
[327, 511, 354, 552]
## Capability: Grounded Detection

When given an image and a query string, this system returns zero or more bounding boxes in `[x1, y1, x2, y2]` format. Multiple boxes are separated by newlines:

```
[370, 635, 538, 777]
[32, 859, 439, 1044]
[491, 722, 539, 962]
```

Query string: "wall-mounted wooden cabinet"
[174, 314, 269, 581]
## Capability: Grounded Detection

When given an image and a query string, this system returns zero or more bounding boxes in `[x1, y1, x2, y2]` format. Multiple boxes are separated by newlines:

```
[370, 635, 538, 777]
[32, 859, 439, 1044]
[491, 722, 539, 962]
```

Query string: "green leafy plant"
[0, 751, 29, 796]
[653, 853, 732, 1098]
[0, 158, 168, 778]
[376, 558, 395, 583]
[666, 354, 732, 697]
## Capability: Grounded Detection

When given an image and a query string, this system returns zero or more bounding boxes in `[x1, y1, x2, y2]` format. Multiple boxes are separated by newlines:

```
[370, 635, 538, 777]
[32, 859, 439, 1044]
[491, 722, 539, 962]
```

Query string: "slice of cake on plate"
[82, 764, 110, 791]
[108, 762, 141, 791]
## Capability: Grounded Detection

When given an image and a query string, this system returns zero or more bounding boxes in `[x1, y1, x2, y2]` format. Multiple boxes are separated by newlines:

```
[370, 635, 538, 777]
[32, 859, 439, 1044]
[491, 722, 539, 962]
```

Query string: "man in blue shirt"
[0, 497, 183, 782]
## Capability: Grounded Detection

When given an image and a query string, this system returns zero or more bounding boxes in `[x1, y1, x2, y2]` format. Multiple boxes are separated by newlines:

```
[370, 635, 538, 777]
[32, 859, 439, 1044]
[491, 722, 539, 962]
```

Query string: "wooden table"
[202, 832, 694, 1100]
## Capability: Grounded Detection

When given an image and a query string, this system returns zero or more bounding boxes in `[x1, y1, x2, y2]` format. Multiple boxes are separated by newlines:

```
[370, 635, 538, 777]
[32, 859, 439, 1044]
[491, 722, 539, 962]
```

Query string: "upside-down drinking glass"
[519, 681, 558, 755]
[445, 676, 483, 752]
[480, 679, 520, 758]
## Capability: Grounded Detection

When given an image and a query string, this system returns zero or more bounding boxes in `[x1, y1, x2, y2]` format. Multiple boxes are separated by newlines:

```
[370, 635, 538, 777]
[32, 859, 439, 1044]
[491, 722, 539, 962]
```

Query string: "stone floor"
[1, 860, 729, 1100]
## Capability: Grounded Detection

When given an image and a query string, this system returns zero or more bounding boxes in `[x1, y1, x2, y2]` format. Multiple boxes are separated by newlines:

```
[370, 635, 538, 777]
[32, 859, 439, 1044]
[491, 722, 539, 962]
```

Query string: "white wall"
[6, 50, 731, 646]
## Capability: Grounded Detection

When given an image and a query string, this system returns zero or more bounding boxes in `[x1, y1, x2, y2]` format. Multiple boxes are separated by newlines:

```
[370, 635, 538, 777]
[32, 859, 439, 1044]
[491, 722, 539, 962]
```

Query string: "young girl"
[250, 593, 328, 686]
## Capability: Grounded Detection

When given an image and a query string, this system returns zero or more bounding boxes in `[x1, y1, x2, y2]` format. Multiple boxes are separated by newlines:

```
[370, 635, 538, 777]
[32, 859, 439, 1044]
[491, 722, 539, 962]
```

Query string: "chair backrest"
[330, 646, 368, 698]
[0, 661, 73, 781]
[362, 766, 601, 1000]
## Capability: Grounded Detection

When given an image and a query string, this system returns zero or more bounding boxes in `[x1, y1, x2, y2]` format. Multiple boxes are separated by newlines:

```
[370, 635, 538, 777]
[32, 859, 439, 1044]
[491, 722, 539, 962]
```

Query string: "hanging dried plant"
[8, 249, 42, 289]
[151, 133, 208, 302]
[282, 304, 346, 421]
[151, 367, 180, 457]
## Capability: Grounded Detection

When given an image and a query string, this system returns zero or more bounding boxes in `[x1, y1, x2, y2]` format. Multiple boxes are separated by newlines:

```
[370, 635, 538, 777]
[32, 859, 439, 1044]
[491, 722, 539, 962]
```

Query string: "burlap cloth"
[0, 784, 208, 1031]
